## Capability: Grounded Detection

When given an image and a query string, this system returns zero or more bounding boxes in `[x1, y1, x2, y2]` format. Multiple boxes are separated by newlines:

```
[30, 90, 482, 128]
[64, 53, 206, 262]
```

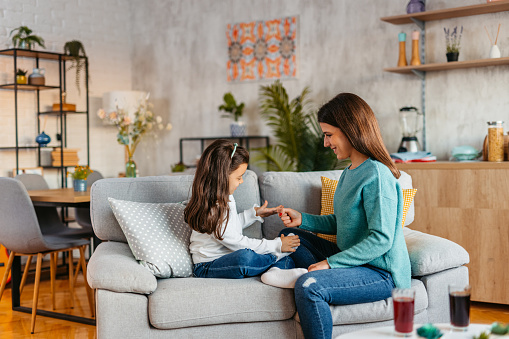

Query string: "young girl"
[278, 93, 411, 339]
[184, 139, 307, 288]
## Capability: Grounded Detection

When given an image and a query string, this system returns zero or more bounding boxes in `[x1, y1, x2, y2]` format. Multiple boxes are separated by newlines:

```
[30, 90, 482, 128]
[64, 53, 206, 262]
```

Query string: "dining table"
[9, 188, 95, 325]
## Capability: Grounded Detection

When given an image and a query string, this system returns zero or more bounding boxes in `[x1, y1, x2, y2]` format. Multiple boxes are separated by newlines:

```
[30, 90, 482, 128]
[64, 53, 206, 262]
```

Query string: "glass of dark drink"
[449, 284, 471, 331]
[392, 288, 415, 336]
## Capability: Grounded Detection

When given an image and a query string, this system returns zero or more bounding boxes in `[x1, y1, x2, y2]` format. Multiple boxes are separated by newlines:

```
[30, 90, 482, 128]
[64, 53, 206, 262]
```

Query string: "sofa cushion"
[148, 277, 296, 329]
[87, 241, 157, 294]
[259, 170, 415, 240]
[109, 198, 193, 278]
[404, 228, 470, 276]
[317, 176, 417, 242]
[91, 171, 262, 243]
[294, 279, 427, 325]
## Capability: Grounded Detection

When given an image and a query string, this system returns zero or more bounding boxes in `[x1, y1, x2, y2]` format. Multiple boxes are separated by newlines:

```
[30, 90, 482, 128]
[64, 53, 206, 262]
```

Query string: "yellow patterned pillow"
[316, 176, 417, 243]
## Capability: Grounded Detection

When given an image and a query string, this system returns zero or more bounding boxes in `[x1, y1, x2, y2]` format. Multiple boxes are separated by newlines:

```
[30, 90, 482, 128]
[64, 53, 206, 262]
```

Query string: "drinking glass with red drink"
[449, 284, 471, 331]
[392, 288, 415, 336]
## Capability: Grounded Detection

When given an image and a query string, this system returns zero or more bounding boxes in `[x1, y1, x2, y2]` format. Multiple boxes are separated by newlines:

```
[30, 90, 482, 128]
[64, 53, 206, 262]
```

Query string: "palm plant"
[10, 26, 45, 50]
[252, 80, 345, 172]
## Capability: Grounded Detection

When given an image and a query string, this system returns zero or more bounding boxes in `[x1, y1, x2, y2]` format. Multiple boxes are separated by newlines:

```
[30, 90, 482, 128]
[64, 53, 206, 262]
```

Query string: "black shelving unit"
[0, 48, 89, 187]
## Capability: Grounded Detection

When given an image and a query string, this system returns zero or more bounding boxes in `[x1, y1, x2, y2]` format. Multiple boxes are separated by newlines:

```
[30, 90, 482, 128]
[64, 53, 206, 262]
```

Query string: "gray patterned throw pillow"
[108, 198, 193, 278]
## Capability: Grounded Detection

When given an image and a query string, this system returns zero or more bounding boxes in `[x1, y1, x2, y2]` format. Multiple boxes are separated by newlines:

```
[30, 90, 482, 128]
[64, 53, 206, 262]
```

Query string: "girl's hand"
[280, 234, 300, 252]
[308, 260, 330, 272]
[255, 200, 282, 218]
[278, 207, 302, 227]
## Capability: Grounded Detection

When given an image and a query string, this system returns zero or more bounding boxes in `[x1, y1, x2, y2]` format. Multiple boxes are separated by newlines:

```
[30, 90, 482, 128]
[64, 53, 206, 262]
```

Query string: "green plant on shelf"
[16, 69, 27, 76]
[64, 40, 88, 95]
[218, 92, 244, 122]
[10, 26, 45, 50]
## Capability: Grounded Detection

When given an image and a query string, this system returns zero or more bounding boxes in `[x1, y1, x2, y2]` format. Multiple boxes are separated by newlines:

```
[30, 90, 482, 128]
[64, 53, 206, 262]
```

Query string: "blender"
[397, 106, 422, 153]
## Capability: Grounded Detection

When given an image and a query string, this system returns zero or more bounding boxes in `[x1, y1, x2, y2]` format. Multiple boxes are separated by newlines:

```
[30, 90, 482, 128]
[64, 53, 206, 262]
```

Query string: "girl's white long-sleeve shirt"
[189, 195, 284, 264]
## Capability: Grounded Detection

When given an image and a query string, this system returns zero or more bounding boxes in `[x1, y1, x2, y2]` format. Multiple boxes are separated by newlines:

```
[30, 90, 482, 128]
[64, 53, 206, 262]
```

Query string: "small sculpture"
[416, 323, 443, 339]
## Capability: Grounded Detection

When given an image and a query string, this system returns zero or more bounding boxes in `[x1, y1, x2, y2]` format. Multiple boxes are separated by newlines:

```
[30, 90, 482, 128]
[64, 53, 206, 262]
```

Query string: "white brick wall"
[0, 0, 133, 184]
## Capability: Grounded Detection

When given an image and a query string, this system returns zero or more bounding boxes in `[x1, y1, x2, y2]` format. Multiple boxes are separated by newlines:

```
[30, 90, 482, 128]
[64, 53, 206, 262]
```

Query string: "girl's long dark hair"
[318, 93, 400, 179]
[184, 139, 249, 240]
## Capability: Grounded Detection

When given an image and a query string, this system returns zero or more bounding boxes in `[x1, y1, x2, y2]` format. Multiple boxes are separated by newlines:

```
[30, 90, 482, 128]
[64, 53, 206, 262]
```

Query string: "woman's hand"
[255, 200, 282, 218]
[280, 234, 300, 252]
[308, 260, 330, 272]
[278, 207, 302, 227]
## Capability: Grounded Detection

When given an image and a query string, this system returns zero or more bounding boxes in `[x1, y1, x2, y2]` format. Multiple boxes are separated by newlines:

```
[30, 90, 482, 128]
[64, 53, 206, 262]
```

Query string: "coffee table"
[336, 323, 498, 338]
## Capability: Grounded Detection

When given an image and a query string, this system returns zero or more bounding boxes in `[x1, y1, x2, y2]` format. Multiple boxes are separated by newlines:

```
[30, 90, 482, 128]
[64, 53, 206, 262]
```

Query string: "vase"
[73, 179, 87, 192]
[28, 68, 45, 86]
[35, 131, 51, 147]
[489, 45, 501, 59]
[446, 52, 459, 62]
[126, 157, 137, 178]
[406, 0, 425, 14]
[16, 75, 27, 84]
[230, 121, 246, 137]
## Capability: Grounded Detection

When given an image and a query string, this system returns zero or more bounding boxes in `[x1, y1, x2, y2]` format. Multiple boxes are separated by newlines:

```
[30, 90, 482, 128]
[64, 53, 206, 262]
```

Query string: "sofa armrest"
[87, 241, 157, 294]
[403, 228, 469, 276]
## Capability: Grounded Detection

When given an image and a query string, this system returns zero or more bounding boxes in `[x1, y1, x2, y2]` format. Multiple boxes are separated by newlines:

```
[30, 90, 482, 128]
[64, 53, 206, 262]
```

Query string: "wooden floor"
[1, 276, 509, 338]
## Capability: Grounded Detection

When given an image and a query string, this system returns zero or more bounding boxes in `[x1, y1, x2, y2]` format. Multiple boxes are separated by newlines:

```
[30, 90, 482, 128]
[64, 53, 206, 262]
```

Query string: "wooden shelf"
[0, 48, 82, 61]
[381, 1, 509, 25]
[385, 56, 509, 74]
[0, 83, 60, 91]
[396, 161, 509, 170]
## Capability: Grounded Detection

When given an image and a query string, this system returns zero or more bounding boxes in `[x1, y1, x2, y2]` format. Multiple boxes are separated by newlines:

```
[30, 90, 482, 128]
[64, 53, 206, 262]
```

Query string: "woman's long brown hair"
[184, 139, 249, 240]
[317, 93, 400, 179]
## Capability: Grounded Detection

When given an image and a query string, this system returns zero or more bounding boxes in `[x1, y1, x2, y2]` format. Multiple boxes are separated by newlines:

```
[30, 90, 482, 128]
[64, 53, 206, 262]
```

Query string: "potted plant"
[9, 26, 45, 50]
[63, 40, 88, 94]
[16, 69, 27, 84]
[68, 165, 93, 192]
[218, 92, 245, 137]
[444, 26, 463, 62]
[252, 80, 346, 172]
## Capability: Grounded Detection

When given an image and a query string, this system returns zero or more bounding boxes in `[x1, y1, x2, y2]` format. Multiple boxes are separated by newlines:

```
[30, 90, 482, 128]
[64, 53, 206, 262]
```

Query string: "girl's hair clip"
[231, 143, 238, 158]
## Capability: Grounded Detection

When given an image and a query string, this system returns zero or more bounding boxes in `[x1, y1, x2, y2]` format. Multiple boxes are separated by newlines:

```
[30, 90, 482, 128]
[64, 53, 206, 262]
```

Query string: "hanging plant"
[63, 40, 88, 95]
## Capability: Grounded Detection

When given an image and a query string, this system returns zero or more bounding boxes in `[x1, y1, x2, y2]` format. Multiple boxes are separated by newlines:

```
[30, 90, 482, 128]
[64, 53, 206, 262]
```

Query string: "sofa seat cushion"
[294, 279, 427, 325]
[148, 277, 296, 329]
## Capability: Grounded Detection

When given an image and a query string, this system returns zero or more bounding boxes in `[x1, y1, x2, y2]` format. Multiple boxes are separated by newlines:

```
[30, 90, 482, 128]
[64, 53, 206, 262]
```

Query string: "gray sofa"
[87, 170, 470, 338]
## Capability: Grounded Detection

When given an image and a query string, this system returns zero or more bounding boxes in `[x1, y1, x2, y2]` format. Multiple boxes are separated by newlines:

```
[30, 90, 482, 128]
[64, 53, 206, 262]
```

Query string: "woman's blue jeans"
[193, 248, 295, 279]
[279, 228, 395, 339]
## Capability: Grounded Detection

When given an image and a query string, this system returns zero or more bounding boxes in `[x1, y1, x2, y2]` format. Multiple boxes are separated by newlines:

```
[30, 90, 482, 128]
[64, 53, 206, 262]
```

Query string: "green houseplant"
[252, 80, 347, 172]
[16, 69, 27, 84]
[64, 40, 88, 94]
[68, 165, 93, 192]
[219, 92, 246, 137]
[10, 26, 45, 50]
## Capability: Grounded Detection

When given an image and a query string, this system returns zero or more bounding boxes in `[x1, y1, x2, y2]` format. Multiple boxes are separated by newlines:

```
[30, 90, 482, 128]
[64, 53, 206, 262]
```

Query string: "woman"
[278, 93, 411, 339]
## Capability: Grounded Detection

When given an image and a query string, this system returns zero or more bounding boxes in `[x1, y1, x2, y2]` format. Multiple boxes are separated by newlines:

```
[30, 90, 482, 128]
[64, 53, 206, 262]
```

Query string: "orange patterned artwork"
[226, 16, 298, 82]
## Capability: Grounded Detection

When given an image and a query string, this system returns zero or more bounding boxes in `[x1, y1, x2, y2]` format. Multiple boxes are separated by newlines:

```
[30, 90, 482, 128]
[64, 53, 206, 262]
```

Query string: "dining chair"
[75, 170, 103, 239]
[15, 173, 95, 239]
[0, 178, 94, 334]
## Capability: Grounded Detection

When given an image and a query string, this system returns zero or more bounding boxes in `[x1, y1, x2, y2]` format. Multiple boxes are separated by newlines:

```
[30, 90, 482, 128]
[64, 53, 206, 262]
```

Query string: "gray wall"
[130, 0, 509, 175]
[1, 0, 508, 180]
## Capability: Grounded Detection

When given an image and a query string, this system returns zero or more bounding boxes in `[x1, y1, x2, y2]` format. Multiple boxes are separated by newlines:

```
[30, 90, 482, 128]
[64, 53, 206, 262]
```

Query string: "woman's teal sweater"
[301, 158, 411, 288]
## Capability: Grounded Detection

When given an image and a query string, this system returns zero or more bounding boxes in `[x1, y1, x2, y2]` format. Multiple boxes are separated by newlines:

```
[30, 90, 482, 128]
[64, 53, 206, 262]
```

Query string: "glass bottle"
[398, 32, 408, 67]
[487, 121, 504, 162]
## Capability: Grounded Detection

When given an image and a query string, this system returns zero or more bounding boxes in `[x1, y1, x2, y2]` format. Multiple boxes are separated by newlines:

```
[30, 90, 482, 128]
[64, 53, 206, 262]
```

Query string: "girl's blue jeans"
[193, 248, 295, 279]
[279, 228, 395, 339]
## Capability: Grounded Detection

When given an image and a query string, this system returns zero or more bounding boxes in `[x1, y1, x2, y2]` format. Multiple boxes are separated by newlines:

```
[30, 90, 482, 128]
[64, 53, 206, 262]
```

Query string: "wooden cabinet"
[397, 162, 509, 304]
